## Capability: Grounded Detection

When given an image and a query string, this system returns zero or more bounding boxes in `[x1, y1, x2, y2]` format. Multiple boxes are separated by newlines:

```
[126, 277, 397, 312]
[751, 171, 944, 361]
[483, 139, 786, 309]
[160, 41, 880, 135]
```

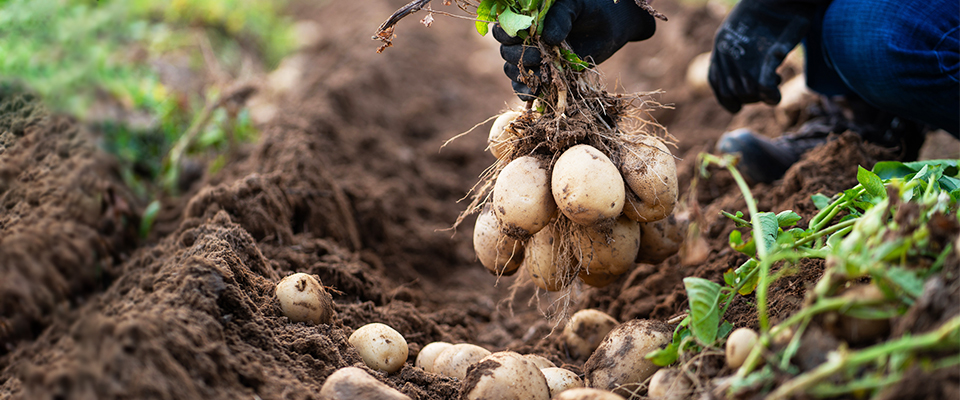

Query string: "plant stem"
[766, 315, 960, 400]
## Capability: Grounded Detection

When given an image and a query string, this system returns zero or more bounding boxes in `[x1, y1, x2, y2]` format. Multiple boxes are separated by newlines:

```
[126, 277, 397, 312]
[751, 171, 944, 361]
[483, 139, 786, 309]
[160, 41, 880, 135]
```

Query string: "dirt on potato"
[0, 1, 956, 399]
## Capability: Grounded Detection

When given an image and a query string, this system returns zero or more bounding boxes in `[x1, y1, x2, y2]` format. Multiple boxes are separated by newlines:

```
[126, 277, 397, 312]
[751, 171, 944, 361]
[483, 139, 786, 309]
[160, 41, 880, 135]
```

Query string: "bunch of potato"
[474, 111, 680, 291]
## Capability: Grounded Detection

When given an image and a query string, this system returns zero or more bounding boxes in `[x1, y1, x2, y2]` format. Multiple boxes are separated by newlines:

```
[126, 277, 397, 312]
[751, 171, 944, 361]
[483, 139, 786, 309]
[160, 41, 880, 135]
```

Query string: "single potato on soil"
[319, 367, 411, 400]
[584, 319, 673, 396]
[348, 323, 409, 374]
[433, 343, 492, 380]
[461, 351, 551, 400]
[563, 309, 619, 359]
[275, 272, 335, 325]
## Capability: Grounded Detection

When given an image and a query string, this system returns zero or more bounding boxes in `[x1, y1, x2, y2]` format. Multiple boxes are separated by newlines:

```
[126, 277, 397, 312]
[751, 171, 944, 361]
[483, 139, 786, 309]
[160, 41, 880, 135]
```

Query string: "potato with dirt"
[415, 341, 453, 373]
[618, 135, 678, 222]
[524, 224, 568, 291]
[493, 155, 557, 238]
[575, 216, 641, 276]
[349, 323, 409, 374]
[552, 144, 626, 226]
[433, 343, 492, 380]
[541, 367, 584, 397]
[563, 309, 619, 359]
[320, 367, 412, 400]
[584, 319, 673, 396]
[488, 110, 522, 159]
[275, 272, 336, 324]
[635, 214, 687, 264]
[473, 205, 524, 276]
[461, 351, 551, 400]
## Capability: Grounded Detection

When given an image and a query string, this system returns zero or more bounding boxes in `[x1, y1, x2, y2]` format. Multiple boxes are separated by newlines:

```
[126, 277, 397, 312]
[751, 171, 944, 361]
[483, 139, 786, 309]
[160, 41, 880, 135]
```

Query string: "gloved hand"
[708, 0, 816, 113]
[494, 0, 656, 100]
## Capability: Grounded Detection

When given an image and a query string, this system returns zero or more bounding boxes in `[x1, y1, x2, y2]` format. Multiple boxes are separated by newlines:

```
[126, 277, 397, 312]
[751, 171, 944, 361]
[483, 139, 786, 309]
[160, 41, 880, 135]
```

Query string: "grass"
[0, 0, 296, 233]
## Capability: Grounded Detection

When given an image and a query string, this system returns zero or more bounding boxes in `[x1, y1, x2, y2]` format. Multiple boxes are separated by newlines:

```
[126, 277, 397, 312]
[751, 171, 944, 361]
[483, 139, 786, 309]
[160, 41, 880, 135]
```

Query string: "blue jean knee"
[806, 0, 959, 136]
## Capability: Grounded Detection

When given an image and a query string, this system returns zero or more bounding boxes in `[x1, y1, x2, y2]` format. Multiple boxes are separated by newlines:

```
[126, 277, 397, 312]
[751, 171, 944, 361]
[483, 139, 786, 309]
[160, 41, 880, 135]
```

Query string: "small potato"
[725, 328, 758, 369]
[525, 224, 567, 292]
[825, 284, 891, 345]
[524, 354, 557, 369]
[319, 367, 411, 400]
[494, 156, 557, 238]
[541, 367, 584, 397]
[576, 216, 640, 276]
[552, 144, 625, 226]
[348, 323, 409, 374]
[647, 368, 691, 399]
[474, 205, 524, 276]
[276, 272, 336, 324]
[415, 341, 453, 373]
[635, 215, 686, 264]
[577, 269, 622, 288]
[554, 387, 626, 400]
[433, 343, 492, 380]
[461, 351, 551, 400]
[584, 319, 673, 396]
[562, 309, 619, 359]
[619, 135, 678, 222]
[488, 111, 522, 159]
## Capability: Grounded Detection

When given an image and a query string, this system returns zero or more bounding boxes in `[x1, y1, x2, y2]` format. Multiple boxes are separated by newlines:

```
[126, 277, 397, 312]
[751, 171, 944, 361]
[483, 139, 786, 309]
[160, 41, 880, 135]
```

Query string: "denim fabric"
[804, 0, 959, 136]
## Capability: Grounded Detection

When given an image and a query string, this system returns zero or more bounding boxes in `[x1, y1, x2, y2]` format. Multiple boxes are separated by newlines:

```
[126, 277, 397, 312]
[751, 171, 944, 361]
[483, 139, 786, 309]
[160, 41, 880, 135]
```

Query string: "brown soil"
[0, 1, 956, 399]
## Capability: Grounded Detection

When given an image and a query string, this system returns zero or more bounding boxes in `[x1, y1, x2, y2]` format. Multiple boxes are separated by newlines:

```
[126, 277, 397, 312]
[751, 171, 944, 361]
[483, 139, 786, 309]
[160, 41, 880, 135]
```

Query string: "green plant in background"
[647, 156, 959, 398]
[0, 0, 296, 234]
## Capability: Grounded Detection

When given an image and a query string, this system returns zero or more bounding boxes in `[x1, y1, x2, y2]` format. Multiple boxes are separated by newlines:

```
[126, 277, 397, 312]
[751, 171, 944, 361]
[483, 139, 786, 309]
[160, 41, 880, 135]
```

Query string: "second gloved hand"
[494, 0, 656, 100]
[708, 0, 817, 113]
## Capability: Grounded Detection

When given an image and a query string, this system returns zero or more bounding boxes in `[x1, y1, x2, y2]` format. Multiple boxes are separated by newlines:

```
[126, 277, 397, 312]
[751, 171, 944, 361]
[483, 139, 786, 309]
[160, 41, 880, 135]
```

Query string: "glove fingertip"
[541, 3, 575, 46]
[493, 24, 523, 45]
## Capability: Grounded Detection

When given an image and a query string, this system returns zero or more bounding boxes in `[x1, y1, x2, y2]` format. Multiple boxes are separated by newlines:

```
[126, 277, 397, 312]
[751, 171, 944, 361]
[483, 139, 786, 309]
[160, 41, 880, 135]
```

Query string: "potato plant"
[644, 157, 959, 399]
[373, 0, 682, 298]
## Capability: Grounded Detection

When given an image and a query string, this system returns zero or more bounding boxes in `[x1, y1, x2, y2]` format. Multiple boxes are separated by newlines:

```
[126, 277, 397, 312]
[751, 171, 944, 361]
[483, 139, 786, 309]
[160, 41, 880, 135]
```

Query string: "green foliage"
[0, 0, 294, 201]
[649, 155, 960, 398]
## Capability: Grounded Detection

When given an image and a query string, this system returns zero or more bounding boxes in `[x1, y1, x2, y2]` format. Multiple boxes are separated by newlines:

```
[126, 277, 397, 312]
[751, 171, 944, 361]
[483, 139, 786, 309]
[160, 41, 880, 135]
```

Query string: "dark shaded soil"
[0, 0, 956, 399]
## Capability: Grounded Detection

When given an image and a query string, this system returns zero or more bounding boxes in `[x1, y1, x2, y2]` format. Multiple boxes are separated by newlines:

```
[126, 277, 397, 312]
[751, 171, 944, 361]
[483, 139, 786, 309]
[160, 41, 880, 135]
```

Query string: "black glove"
[708, 0, 816, 113]
[494, 0, 656, 100]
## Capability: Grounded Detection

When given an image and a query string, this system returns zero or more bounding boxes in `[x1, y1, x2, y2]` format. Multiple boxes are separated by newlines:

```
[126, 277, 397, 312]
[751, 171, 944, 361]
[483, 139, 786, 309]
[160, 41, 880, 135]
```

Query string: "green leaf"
[734, 259, 760, 295]
[811, 193, 831, 210]
[904, 159, 959, 176]
[140, 199, 161, 238]
[729, 230, 756, 257]
[560, 47, 589, 71]
[718, 321, 734, 340]
[475, 0, 496, 36]
[755, 211, 780, 258]
[886, 267, 925, 298]
[646, 340, 679, 366]
[497, 8, 534, 37]
[684, 277, 722, 345]
[858, 165, 886, 198]
[776, 210, 802, 227]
